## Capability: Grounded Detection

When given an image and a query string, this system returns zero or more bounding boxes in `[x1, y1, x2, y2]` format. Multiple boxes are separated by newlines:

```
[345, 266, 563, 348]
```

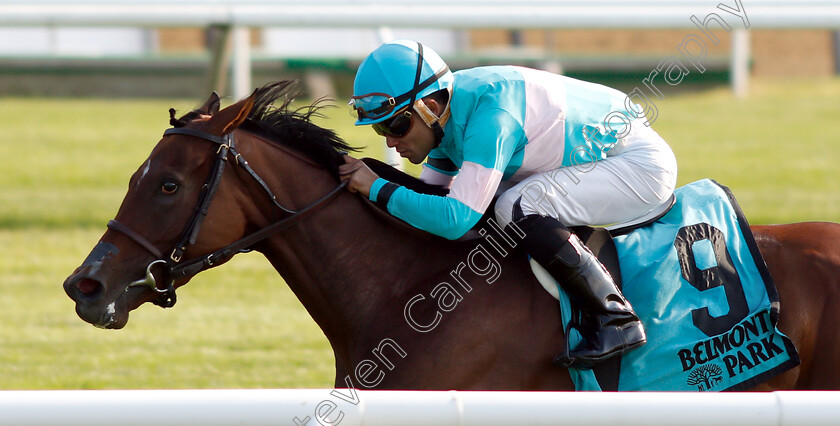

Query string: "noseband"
[107, 126, 347, 308]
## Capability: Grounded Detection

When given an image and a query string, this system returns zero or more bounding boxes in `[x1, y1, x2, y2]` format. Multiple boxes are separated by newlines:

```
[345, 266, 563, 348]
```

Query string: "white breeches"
[494, 121, 678, 228]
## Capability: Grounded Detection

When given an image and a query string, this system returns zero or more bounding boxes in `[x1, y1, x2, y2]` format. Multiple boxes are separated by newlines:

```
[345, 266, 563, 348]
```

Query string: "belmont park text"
[677, 310, 786, 378]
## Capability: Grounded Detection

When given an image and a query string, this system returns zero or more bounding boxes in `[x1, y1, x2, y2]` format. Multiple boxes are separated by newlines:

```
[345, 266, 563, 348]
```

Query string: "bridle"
[107, 126, 347, 308]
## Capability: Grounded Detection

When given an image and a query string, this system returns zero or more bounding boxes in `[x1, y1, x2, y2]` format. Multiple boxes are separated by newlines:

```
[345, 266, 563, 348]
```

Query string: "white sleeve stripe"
[420, 164, 456, 189]
[448, 161, 503, 214]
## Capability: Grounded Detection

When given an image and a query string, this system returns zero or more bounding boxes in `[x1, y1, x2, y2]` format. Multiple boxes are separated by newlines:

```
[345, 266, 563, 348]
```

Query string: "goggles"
[371, 107, 414, 138]
[349, 92, 399, 121]
[349, 42, 450, 122]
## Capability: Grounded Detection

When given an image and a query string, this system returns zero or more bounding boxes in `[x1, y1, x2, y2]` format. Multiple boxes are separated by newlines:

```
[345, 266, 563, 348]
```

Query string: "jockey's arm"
[341, 108, 518, 240]
[339, 154, 482, 240]
[370, 157, 507, 239]
[369, 178, 484, 240]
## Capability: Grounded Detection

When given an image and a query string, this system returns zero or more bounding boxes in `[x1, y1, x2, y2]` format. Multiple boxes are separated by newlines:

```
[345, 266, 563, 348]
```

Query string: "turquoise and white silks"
[370, 66, 639, 240]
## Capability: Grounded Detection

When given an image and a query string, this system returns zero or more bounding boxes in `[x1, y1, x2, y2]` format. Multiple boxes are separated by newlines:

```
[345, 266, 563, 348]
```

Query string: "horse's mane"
[241, 81, 358, 176]
[172, 80, 357, 177]
[173, 80, 449, 195]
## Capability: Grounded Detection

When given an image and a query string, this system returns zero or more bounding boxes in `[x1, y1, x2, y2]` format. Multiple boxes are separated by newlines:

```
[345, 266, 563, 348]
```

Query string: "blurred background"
[1, 0, 839, 390]
[1, 3, 837, 98]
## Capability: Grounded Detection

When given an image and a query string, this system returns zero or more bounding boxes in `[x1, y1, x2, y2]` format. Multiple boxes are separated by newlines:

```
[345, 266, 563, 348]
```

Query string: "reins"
[107, 126, 347, 308]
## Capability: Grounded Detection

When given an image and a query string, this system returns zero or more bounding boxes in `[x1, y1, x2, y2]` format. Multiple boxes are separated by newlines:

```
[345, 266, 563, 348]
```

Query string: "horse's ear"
[206, 91, 256, 136]
[197, 92, 221, 115]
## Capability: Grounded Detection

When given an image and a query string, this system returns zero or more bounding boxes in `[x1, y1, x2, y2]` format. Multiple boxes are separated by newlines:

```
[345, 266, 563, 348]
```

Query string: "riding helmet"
[350, 39, 453, 125]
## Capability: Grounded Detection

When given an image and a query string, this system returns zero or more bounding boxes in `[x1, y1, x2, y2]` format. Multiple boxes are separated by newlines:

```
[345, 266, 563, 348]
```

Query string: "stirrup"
[553, 316, 581, 368]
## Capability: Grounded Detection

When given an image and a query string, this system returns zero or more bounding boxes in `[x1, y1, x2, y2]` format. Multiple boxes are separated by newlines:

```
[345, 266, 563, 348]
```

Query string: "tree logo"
[686, 363, 724, 391]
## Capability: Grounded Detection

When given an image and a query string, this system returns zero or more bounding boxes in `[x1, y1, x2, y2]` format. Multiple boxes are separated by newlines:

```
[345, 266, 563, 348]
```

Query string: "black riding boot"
[513, 214, 646, 369]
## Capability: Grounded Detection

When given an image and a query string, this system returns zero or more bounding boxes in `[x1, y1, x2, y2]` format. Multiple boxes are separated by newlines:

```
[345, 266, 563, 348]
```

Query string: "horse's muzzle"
[64, 273, 118, 327]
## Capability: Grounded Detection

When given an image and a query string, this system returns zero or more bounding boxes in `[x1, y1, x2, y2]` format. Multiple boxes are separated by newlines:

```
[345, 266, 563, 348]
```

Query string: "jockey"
[340, 40, 678, 368]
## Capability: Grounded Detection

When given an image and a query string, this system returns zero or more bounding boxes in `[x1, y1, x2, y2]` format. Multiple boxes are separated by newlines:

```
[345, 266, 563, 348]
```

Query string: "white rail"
[0, 389, 838, 426]
[0, 1, 839, 29]
[1, 1, 838, 98]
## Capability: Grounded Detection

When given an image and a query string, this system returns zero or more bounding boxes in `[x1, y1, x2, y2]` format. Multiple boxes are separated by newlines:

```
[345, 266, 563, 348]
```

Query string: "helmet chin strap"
[413, 88, 452, 148]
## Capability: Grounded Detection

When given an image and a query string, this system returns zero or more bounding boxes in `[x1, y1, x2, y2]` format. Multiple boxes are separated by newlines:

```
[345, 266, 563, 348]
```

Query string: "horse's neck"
[258, 189, 456, 356]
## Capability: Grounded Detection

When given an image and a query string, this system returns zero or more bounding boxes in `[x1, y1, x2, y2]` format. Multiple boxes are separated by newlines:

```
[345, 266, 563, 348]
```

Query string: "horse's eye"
[160, 181, 179, 195]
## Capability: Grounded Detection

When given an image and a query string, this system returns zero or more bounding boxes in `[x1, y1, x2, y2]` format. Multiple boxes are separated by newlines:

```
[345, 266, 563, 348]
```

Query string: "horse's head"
[63, 89, 260, 329]
[65, 81, 354, 329]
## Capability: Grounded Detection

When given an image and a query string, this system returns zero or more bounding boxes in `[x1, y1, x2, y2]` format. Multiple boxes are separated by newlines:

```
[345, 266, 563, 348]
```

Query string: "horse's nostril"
[76, 278, 103, 298]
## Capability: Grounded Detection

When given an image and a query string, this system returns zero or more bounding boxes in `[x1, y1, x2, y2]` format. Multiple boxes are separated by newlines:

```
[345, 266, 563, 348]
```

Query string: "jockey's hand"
[339, 155, 379, 198]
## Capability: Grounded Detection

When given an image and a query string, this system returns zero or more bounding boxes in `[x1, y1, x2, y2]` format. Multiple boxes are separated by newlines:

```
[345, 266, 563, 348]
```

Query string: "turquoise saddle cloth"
[558, 179, 800, 391]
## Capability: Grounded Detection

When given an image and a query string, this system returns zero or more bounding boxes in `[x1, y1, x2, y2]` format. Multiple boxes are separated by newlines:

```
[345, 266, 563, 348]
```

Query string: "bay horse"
[64, 81, 840, 390]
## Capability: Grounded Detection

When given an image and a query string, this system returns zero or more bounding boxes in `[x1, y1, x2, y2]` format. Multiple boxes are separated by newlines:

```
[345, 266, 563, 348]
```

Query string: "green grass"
[0, 228, 333, 388]
[1, 77, 839, 389]
[654, 78, 840, 224]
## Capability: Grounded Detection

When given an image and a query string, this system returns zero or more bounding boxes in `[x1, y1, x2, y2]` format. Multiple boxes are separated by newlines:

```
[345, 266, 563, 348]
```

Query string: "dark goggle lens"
[372, 111, 413, 137]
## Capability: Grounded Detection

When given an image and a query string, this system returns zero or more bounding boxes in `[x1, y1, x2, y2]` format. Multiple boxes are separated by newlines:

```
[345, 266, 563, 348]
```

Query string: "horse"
[64, 81, 840, 390]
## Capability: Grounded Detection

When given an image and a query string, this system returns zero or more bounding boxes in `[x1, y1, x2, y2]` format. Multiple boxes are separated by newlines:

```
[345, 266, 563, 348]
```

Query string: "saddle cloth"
[533, 179, 800, 391]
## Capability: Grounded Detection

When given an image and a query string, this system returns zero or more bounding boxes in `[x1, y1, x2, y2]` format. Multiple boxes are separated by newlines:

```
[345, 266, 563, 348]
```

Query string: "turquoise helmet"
[350, 40, 453, 125]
